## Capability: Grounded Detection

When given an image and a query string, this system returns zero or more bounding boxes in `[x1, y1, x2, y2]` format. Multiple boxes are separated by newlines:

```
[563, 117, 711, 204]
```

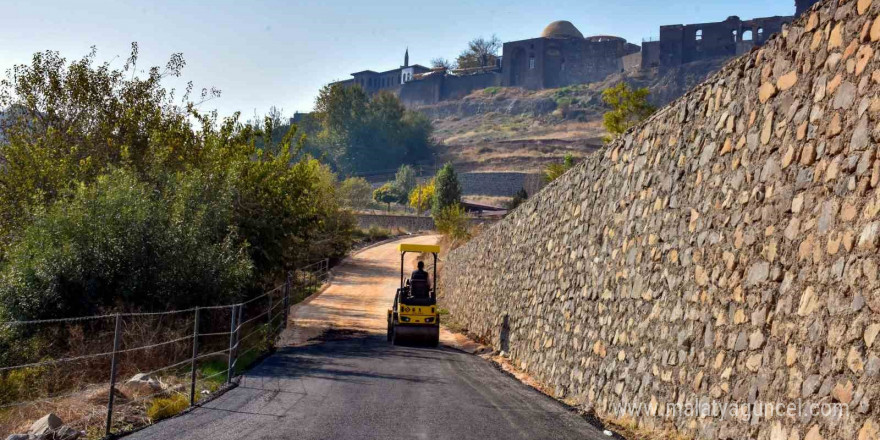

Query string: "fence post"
[267, 290, 274, 343]
[234, 305, 243, 379]
[105, 314, 122, 437]
[283, 273, 291, 330]
[226, 305, 237, 384]
[190, 307, 200, 406]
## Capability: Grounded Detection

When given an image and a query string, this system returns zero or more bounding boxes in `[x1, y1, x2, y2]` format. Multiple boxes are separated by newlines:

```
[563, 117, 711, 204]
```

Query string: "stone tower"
[404, 48, 409, 67]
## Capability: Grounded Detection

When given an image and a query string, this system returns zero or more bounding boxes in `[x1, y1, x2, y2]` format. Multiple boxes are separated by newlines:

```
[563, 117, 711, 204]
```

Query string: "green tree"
[544, 154, 576, 183]
[310, 85, 432, 173]
[0, 45, 355, 320]
[0, 169, 252, 320]
[338, 177, 373, 209]
[392, 164, 417, 203]
[601, 82, 656, 141]
[456, 36, 501, 69]
[373, 183, 398, 211]
[430, 58, 454, 70]
[432, 163, 462, 212]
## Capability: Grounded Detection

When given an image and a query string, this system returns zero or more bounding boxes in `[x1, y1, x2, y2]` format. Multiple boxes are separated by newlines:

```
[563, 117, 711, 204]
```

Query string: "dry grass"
[431, 110, 604, 173]
[0, 300, 279, 438]
[603, 416, 694, 440]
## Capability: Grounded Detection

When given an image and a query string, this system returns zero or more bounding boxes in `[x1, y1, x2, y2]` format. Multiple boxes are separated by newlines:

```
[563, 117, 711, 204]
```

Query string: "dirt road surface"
[126, 235, 609, 440]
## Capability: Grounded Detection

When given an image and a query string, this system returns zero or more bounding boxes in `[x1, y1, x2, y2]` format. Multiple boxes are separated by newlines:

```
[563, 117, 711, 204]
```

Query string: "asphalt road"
[126, 236, 610, 440]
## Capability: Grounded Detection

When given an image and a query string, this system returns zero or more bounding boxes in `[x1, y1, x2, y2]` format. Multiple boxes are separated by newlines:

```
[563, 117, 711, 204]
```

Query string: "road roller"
[387, 243, 440, 346]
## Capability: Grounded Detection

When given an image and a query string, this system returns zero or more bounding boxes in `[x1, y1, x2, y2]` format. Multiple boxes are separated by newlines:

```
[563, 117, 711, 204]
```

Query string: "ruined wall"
[659, 15, 794, 69]
[441, 1, 880, 438]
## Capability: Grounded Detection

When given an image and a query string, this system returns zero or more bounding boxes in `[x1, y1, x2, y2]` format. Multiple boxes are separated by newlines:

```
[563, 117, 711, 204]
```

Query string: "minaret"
[404, 48, 410, 67]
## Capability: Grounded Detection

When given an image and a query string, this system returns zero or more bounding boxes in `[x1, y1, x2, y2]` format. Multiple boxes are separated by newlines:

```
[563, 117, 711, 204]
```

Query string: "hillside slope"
[421, 58, 728, 173]
[442, 1, 880, 439]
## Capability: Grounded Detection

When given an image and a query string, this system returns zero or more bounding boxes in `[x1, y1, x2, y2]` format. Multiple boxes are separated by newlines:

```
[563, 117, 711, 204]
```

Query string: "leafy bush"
[0, 169, 253, 319]
[434, 204, 470, 241]
[146, 393, 189, 421]
[0, 365, 46, 405]
[506, 188, 529, 210]
[601, 82, 656, 141]
[338, 177, 373, 209]
[409, 178, 435, 213]
[366, 225, 392, 241]
[544, 154, 576, 183]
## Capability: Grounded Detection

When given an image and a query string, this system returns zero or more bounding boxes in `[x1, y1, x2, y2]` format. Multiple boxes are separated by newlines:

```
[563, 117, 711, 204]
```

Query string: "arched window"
[696, 29, 703, 41]
[529, 55, 536, 70]
[732, 30, 738, 41]
[757, 27, 764, 40]
[743, 29, 753, 41]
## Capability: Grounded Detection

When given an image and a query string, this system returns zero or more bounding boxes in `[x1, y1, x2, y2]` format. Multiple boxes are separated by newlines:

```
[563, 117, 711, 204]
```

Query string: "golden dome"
[541, 21, 584, 39]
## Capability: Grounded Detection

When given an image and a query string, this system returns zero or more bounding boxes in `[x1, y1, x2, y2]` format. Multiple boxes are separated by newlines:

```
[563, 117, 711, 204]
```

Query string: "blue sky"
[0, 0, 795, 120]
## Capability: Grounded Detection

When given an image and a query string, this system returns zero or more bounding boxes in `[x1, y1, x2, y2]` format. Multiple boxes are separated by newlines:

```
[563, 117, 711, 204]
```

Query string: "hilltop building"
[640, 15, 794, 69]
[502, 21, 640, 89]
[331, 49, 432, 96]
[316, 0, 825, 111]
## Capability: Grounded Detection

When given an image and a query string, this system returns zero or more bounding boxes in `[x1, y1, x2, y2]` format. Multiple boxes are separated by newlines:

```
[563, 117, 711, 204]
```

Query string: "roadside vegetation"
[0, 45, 363, 436]
[0, 45, 354, 323]
[301, 86, 433, 174]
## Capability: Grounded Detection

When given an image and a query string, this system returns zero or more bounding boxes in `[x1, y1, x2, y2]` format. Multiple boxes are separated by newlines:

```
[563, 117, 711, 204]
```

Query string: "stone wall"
[458, 172, 544, 197]
[440, 1, 880, 438]
[356, 213, 495, 232]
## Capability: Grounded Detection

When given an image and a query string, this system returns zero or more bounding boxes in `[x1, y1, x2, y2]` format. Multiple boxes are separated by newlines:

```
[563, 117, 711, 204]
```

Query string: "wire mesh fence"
[0, 259, 330, 439]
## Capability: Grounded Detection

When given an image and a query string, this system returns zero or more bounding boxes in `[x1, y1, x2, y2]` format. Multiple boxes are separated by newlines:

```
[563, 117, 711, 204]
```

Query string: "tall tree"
[432, 163, 462, 212]
[311, 85, 432, 173]
[456, 35, 502, 69]
[392, 164, 417, 203]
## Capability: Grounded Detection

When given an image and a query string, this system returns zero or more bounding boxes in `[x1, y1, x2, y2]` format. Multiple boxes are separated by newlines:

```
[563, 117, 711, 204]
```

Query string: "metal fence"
[0, 259, 330, 438]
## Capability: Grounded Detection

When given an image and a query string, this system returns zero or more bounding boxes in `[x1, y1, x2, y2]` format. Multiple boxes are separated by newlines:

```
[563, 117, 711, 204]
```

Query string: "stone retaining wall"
[440, 1, 880, 438]
[458, 172, 544, 197]
[356, 214, 495, 232]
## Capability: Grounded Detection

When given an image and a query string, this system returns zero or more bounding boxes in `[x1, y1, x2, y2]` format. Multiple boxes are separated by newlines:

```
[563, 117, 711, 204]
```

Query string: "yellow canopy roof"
[398, 243, 440, 254]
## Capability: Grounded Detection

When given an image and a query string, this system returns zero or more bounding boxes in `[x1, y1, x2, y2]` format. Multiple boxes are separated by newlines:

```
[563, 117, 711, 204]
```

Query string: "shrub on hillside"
[544, 154, 575, 183]
[434, 204, 470, 241]
[601, 82, 655, 142]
